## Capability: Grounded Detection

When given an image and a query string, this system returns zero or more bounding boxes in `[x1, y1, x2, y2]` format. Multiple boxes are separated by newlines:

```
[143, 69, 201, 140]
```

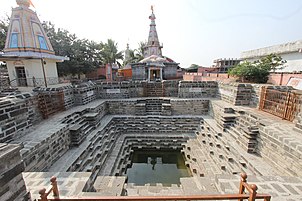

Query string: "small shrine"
[132, 6, 179, 81]
[0, 0, 68, 87]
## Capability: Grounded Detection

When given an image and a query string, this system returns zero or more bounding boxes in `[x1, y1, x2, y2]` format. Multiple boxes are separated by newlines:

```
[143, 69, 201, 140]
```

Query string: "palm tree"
[135, 41, 146, 61]
[100, 39, 124, 67]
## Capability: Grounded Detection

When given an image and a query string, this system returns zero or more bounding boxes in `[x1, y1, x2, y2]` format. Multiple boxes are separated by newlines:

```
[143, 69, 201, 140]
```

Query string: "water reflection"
[126, 150, 191, 186]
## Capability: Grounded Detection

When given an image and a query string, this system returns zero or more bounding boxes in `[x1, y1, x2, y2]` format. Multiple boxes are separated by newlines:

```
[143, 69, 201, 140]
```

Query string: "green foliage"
[186, 64, 199, 72]
[228, 54, 286, 83]
[123, 41, 146, 65]
[0, 16, 9, 51]
[100, 39, 123, 67]
[43, 22, 103, 77]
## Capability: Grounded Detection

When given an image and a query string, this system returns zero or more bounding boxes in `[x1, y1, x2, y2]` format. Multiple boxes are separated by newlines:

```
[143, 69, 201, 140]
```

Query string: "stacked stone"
[294, 107, 302, 131]
[171, 99, 209, 115]
[250, 84, 265, 108]
[98, 82, 129, 99]
[228, 112, 259, 153]
[161, 100, 172, 116]
[209, 101, 237, 131]
[217, 82, 252, 106]
[127, 81, 146, 98]
[135, 100, 146, 115]
[107, 99, 137, 115]
[114, 116, 201, 134]
[68, 116, 199, 180]
[257, 121, 302, 176]
[0, 97, 31, 143]
[162, 80, 178, 97]
[12, 124, 70, 171]
[74, 82, 98, 105]
[178, 81, 218, 98]
[61, 109, 95, 146]
[97, 81, 147, 99]
[37, 90, 65, 119]
[145, 82, 163, 97]
[145, 99, 167, 115]
[0, 143, 28, 201]
[184, 119, 245, 176]
[86, 102, 108, 124]
[26, 94, 43, 125]
[61, 85, 75, 109]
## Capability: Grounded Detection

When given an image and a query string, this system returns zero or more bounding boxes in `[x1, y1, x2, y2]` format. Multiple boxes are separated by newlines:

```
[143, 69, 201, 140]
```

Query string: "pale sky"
[1, 0, 302, 68]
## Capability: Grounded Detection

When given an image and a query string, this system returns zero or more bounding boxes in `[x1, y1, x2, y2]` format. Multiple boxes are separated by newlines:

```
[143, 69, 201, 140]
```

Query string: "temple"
[0, 0, 68, 87]
[132, 6, 179, 81]
[1, 3, 302, 201]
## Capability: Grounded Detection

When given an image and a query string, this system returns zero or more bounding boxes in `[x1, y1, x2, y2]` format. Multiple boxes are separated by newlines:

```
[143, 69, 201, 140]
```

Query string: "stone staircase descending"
[124, 177, 217, 196]
[135, 99, 171, 115]
[61, 111, 94, 146]
[146, 82, 163, 97]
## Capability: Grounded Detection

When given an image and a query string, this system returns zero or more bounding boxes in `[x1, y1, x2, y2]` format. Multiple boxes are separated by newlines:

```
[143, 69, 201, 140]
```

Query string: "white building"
[241, 40, 302, 73]
[0, 0, 68, 87]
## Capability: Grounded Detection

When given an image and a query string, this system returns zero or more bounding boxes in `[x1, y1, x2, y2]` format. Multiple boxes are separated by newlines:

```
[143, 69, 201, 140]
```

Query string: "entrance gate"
[259, 86, 301, 121]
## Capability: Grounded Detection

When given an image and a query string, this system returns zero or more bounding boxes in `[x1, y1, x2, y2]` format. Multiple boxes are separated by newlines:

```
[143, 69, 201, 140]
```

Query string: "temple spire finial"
[16, 0, 35, 8]
[151, 5, 154, 13]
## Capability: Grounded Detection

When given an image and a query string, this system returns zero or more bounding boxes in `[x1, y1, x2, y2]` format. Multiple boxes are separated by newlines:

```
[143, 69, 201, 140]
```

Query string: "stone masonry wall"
[0, 96, 33, 143]
[0, 143, 28, 201]
[97, 81, 145, 99]
[217, 82, 252, 106]
[74, 82, 98, 105]
[107, 100, 137, 115]
[178, 81, 218, 98]
[209, 100, 302, 176]
[171, 99, 209, 115]
[13, 124, 70, 171]
[162, 80, 178, 97]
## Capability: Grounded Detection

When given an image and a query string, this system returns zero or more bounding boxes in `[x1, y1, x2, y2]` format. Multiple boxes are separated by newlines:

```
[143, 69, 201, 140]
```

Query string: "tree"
[228, 54, 286, 83]
[0, 16, 9, 51]
[135, 41, 146, 61]
[42, 21, 102, 77]
[186, 64, 199, 72]
[123, 41, 147, 66]
[100, 39, 123, 67]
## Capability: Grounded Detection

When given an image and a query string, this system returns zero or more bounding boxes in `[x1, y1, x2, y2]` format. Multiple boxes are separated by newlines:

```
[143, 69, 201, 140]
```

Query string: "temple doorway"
[15, 66, 27, 86]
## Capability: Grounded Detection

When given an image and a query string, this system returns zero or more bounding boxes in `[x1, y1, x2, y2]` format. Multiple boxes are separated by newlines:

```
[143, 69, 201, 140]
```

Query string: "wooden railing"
[38, 173, 271, 201]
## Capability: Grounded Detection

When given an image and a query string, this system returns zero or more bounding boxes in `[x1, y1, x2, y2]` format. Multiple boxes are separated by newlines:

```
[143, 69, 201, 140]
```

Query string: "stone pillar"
[160, 68, 163, 80]
[148, 68, 151, 81]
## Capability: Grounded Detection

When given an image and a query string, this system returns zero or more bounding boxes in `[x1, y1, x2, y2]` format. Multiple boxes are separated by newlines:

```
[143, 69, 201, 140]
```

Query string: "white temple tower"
[1, 0, 68, 87]
[132, 6, 178, 81]
[144, 6, 163, 58]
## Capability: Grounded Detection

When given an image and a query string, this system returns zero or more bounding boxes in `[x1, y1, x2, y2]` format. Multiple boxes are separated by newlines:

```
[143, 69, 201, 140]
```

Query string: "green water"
[126, 150, 191, 186]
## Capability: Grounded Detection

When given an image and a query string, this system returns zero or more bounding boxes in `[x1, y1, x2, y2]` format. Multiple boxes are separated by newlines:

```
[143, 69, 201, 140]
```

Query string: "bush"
[228, 54, 286, 83]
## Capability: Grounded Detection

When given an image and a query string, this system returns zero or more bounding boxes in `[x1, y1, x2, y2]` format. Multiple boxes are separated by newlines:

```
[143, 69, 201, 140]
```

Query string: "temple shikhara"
[132, 6, 179, 81]
[1, 0, 68, 87]
[0, 1, 302, 201]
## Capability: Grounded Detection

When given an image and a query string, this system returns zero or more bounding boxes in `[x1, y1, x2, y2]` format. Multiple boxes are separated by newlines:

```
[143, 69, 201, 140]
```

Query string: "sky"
[1, 0, 302, 68]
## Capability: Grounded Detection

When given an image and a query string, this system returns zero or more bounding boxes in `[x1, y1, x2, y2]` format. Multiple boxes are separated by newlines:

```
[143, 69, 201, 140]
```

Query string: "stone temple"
[1, 2, 302, 201]
[131, 6, 179, 81]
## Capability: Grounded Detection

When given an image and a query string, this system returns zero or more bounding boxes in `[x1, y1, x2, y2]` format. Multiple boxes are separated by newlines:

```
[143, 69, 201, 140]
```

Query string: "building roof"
[241, 40, 302, 59]
[0, 51, 69, 62]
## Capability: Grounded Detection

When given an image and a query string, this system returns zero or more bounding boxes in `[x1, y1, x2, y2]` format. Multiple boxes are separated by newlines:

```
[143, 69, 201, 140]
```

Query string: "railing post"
[238, 172, 247, 201]
[39, 188, 48, 201]
[248, 184, 258, 201]
[50, 176, 60, 197]
[264, 197, 271, 201]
